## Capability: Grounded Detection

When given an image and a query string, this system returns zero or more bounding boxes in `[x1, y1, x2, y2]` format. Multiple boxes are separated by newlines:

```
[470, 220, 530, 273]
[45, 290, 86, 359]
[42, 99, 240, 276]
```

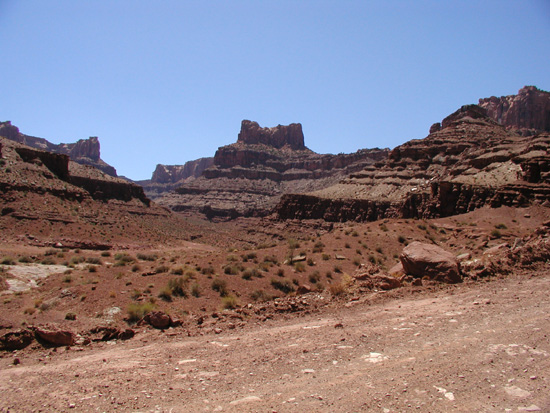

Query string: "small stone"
[13, 358, 20, 365]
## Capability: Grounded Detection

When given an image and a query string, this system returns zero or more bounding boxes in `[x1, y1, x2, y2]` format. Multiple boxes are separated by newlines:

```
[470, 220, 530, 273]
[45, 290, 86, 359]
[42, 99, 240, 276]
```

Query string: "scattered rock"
[296, 284, 312, 295]
[504, 385, 532, 399]
[400, 242, 462, 284]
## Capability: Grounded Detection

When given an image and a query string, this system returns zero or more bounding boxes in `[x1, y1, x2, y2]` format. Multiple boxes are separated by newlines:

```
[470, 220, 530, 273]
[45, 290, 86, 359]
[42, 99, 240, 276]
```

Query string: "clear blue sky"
[1, 1, 549, 180]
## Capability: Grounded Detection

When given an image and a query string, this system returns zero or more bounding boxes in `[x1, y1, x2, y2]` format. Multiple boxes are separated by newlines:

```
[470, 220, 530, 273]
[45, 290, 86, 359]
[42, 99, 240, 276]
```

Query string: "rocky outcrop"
[237, 120, 305, 150]
[156, 120, 388, 219]
[276, 97, 550, 222]
[479, 86, 550, 135]
[0, 121, 117, 176]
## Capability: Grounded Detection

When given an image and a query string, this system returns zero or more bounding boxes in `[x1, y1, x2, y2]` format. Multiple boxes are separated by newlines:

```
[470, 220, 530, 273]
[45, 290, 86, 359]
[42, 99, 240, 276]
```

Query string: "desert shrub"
[417, 223, 427, 231]
[131, 289, 142, 300]
[292, 278, 299, 286]
[315, 282, 325, 292]
[355, 248, 363, 256]
[44, 248, 57, 256]
[224, 264, 239, 275]
[137, 253, 158, 261]
[41, 257, 56, 265]
[397, 235, 407, 244]
[221, 295, 238, 310]
[131, 264, 141, 272]
[328, 282, 347, 296]
[276, 268, 285, 277]
[258, 262, 270, 272]
[351, 230, 359, 237]
[211, 278, 228, 297]
[70, 256, 85, 265]
[23, 307, 36, 315]
[171, 266, 184, 275]
[495, 223, 507, 230]
[263, 255, 279, 264]
[87, 265, 97, 273]
[114, 253, 135, 265]
[375, 246, 383, 254]
[353, 257, 361, 266]
[155, 265, 169, 274]
[344, 242, 351, 249]
[127, 302, 155, 323]
[250, 289, 274, 302]
[18, 256, 33, 263]
[294, 262, 306, 272]
[270, 278, 295, 294]
[86, 257, 102, 265]
[168, 277, 188, 297]
[201, 265, 215, 275]
[226, 254, 239, 262]
[309, 271, 321, 284]
[307, 258, 315, 266]
[321, 253, 330, 261]
[242, 267, 260, 280]
[380, 224, 389, 232]
[288, 238, 300, 249]
[101, 251, 111, 257]
[65, 312, 76, 320]
[333, 265, 342, 273]
[491, 229, 502, 239]
[63, 274, 72, 283]
[109, 291, 117, 298]
[241, 252, 257, 262]
[312, 241, 325, 253]
[158, 287, 172, 301]
[191, 283, 200, 297]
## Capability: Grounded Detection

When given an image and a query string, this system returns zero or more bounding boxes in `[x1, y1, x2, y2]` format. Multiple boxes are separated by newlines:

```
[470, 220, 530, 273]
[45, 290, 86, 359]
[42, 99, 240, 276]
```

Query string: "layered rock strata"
[276, 104, 550, 222]
[156, 120, 388, 219]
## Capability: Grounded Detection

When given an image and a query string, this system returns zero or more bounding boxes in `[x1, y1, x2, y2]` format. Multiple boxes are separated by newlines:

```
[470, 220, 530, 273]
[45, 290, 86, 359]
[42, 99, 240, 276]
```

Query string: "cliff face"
[151, 158, 214, 184]
[0, 122, 117, 176]
[155, 120, 388, 219]
[276, 103, 550, 222]
[478, 86, 550, 135]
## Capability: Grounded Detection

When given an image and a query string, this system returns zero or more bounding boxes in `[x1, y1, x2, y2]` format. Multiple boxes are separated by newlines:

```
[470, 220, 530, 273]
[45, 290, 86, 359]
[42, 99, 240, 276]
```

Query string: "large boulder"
[144, 311, 172, 329]
[400, 242, 462, 283]
[34, 326, 75, 346]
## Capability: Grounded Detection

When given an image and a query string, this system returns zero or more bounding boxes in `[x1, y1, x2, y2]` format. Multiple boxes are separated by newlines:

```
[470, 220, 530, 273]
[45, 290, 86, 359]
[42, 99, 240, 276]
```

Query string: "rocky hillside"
[156, 120, 388, 219]
[276, 103, 550, 222]
[0, 121, 117, 176]
[0, 135, 190, 248]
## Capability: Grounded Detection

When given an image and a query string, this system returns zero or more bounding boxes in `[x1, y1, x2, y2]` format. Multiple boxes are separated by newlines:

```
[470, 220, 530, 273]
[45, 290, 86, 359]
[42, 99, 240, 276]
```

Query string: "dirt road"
[1, 272, 549, 412]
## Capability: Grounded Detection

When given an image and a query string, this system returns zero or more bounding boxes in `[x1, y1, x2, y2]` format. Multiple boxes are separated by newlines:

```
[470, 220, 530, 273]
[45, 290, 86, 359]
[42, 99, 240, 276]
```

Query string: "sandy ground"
[1, 271, 549, 413]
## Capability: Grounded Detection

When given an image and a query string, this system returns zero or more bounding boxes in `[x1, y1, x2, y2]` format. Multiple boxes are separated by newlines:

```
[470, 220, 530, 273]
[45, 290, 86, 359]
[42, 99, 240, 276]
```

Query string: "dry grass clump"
[211, 278, 228, 297]
[221, 295, 238, 310]
[127, 302, 155, 323]
[270, 278, 295, 294]
[250, 289, 274, 302]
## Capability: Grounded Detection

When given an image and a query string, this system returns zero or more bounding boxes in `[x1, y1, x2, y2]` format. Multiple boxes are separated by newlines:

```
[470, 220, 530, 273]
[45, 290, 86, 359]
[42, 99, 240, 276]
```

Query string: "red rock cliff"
[479, 86, 550, 134]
